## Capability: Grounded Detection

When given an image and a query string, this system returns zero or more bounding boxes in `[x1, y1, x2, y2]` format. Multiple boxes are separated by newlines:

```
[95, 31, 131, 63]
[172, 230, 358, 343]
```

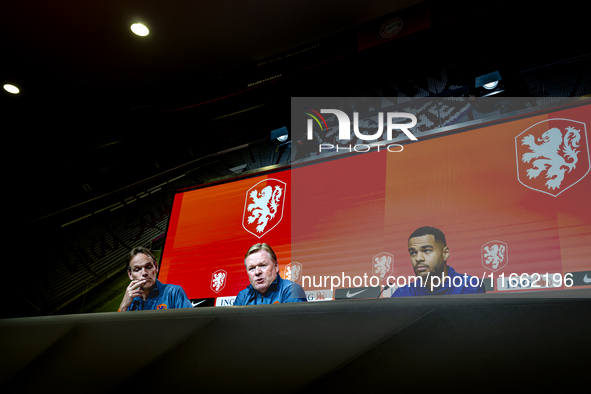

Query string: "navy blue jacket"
[127, 279, 193, 310]
[234, 274, 307, 305]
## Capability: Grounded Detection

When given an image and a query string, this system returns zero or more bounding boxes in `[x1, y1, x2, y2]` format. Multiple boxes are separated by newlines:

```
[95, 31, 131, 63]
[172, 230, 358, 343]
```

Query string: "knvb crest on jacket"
[516, 118, 590, 196]
[242, 178, 286, 238]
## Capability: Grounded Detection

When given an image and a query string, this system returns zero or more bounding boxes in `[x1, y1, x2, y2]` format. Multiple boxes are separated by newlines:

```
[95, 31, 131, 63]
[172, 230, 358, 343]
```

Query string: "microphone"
[377, 282, 395, 299]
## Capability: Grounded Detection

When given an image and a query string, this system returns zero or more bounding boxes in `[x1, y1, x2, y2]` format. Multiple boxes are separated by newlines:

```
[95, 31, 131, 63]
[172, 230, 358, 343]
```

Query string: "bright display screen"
[160, 102, 591, 303]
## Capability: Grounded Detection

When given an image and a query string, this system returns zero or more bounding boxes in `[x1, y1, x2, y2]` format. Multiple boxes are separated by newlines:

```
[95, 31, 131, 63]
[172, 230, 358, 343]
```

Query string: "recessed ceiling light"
[131, 23, 149, 37]
[483, 81, 499, 90]
[3, 84, 19, 94]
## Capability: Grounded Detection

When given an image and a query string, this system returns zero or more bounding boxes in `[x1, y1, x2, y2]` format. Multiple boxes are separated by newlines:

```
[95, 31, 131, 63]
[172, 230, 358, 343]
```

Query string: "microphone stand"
[377, 282, 394, 299]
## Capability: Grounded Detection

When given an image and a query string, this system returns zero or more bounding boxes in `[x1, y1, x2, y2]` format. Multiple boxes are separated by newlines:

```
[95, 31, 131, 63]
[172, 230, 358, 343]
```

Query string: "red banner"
[161, 103, 591, 300]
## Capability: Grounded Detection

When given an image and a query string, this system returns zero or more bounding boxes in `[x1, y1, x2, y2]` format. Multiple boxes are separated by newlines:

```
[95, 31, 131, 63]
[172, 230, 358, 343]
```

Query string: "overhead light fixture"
[270, 127, 290, 144]
[474, 71, 504, 97]
[3, 84, 19, 94]
[131, 23, 149, 36]
[483, 81, 499, 90]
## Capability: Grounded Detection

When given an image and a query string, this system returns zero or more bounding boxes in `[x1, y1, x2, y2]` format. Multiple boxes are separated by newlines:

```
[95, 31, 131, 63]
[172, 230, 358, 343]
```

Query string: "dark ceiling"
[2, 0, 422, 110]
[4, 0, 428, 223]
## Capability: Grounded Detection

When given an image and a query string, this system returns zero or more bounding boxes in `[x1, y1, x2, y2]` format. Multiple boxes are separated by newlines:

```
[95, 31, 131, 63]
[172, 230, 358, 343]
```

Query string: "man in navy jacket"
[234, 243, 307, 305]
[119, 246, 193, 311]
[392, 227, 485, 297]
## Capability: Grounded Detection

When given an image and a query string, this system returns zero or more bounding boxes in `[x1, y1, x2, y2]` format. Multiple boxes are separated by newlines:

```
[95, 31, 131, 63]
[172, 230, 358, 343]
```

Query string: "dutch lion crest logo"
[285, 262, 302, 284]
[211, 269, 227, 293]
[372, 252, 394, 280]
[516, 119, 590, 196]
[482, 241, 508, 272]
[242, 179, 286, 238]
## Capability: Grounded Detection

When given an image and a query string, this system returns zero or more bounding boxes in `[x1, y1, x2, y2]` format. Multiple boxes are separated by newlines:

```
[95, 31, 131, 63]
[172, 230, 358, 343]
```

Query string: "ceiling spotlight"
[475, 71, 501, 89]
[270, 126, 290, 144]
[3, 84, 19, 94]
[474, 71, 504, 97]
[131, 23, 149, 36]
[483, 81, 499, 90]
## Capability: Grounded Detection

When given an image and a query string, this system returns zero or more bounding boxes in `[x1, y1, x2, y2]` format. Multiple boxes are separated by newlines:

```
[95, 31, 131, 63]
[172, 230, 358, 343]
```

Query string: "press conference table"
[1, 289, 589, 393]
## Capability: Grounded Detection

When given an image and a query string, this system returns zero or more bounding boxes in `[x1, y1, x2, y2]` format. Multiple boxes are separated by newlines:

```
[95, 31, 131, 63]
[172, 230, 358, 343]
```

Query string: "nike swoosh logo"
[584, 274, 591, 283]
[191, 300, 206, 307]
[346, 289, 368, 298]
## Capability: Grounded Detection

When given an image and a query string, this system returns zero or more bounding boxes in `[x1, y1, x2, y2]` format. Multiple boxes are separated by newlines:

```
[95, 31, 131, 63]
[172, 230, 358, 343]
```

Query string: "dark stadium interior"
[2, 0, 590, 391]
